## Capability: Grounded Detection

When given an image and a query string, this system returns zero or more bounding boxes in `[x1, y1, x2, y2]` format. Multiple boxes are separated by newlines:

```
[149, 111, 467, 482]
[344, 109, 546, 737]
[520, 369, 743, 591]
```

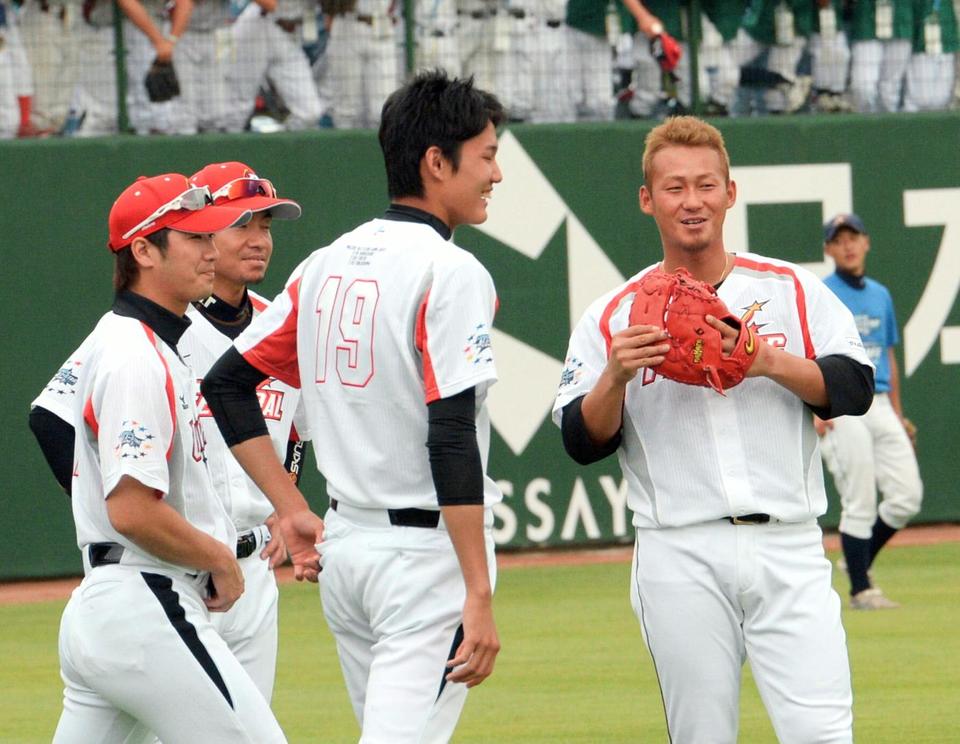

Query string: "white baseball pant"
[820, 393, 923, 540]
[53, 564, 287, 744]
[319, 505, 496, 744]
[631, 520, 853, 744]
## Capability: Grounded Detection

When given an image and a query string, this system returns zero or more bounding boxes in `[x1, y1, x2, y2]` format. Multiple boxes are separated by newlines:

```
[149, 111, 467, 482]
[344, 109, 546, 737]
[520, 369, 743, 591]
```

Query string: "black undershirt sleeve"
[201, 347, 271, 447]
[810, 354, 875, 419]
[427, 387, 484, 506]
[29, 406, 75, 496]
[560, 395, 622, 465]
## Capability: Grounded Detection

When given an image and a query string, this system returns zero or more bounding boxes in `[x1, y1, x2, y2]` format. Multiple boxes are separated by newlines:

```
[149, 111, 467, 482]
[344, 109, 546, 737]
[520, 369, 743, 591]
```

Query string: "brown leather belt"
[275, 17, 302, 33]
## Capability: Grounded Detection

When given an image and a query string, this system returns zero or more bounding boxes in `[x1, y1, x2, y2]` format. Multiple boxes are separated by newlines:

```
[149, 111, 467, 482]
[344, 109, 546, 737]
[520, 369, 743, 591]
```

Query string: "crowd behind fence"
[1, 0, 958, 138]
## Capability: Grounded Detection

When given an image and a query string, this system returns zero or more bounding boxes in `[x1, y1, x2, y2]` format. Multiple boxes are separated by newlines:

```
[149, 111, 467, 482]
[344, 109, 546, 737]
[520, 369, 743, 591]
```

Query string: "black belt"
[727, 513, 771, 525]
[458, 9, 494, 19]
[236, 531, 259, 559]
[355, 13, 374, 25]
[89, 542, 124, 567]
[331, 498, 441, 529]
[546, 19, 562, 27]
[508, 8, 525, 19]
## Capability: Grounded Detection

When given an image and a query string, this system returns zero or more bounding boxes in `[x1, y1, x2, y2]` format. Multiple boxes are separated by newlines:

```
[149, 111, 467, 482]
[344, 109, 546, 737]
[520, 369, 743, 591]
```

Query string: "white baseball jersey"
[233, 217, 503, 511]
[67, 311, 235, 572]
[553, 252, 873, 528]
[185, 294, 304, 532]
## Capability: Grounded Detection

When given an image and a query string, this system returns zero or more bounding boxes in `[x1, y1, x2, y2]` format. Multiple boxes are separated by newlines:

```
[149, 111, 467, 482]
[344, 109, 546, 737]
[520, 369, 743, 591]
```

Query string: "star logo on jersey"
[738, 299, 787, 350]
[558, 356, 584, 389]
[47, 361, 82, 396]
[114, 420, 155, 460]
[464, 324, 493, 366]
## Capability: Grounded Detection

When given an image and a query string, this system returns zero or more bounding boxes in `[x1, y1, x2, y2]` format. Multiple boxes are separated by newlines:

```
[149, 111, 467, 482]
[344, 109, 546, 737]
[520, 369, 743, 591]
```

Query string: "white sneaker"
[850, 588, 900, 610]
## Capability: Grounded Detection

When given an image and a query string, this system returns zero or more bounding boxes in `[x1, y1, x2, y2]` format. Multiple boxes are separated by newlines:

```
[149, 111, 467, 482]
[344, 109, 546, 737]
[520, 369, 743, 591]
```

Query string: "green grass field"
[2, 543, 958, 743]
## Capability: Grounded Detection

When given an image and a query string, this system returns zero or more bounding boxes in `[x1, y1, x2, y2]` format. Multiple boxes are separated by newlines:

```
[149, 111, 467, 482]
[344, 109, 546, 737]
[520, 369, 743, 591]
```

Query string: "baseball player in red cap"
[31, 165, 317, 717]
[29, 173, 320, 743]
[182, 161, 305, 700]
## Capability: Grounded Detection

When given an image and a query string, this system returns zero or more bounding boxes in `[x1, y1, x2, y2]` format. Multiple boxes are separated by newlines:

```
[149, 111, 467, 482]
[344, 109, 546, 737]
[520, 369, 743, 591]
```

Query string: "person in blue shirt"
[816, 213, 924, 610]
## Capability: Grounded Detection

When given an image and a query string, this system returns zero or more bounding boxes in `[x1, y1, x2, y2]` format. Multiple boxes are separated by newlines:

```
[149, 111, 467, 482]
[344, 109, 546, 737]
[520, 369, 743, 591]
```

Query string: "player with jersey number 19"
[553, 116, 875, 744]
[202, 69, 505, 743]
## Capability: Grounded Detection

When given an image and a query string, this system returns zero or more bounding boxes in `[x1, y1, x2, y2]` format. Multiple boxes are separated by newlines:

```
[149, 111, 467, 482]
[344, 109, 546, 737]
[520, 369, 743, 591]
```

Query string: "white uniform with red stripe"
[183, 291, 304, 702]
[553, 253, 871, 744]
[233, 216, 501, 743]
[49, 310, 287, 744]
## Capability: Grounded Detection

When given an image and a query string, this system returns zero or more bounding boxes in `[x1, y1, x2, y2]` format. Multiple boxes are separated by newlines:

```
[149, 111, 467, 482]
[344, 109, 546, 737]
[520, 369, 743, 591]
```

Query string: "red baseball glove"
[629, 267, 758, 394]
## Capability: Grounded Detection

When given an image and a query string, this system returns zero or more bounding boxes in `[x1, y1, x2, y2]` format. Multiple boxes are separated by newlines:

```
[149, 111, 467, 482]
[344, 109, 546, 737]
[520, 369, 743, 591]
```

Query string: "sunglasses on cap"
[121, 185, 215, 241]
[210, 176, 277, 204]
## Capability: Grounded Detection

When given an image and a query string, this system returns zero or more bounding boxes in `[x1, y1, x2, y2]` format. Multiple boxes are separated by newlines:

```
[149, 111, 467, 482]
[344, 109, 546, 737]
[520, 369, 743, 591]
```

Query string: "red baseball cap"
[108, 174, 252, 252]
[190, 162, 302, 220]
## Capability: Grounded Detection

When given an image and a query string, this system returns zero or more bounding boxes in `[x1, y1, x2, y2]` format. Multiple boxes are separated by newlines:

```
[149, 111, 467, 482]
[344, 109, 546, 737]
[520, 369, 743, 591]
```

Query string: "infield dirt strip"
[3, 524, 958, 606]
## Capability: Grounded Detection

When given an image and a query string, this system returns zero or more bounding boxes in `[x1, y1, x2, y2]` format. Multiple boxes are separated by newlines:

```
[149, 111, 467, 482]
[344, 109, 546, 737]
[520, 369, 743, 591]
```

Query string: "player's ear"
[422, 145, 447, 183]
[725, 179, 737, 209]
[639, 185, 653, 215]
[129, 237, 157, 269]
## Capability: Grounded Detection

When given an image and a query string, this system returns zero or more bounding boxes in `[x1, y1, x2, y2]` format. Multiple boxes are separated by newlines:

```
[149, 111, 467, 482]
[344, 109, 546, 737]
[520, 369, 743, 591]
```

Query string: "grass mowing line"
[1, 542, 957, 742]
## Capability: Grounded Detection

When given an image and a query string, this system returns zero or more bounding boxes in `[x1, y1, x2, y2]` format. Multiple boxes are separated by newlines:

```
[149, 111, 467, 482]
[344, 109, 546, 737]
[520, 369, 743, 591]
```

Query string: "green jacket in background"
[702, 0, 749, 42]
[742, 0, 814, 42]
[566, 0, 638, 38]
[849, 0, 914, 42]
[911, 0, 958, 52]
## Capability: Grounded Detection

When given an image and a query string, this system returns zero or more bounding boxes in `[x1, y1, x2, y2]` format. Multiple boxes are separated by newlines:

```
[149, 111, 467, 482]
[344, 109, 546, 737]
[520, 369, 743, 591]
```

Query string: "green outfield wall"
[2, 113, 958, 580]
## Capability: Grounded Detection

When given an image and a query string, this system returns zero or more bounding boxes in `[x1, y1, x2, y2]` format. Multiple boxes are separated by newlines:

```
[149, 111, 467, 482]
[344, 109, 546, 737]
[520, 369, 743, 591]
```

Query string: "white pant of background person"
[53, 565, 287, 744]
[566, 27, 614, 121]
[819, 393, 923, 541]
[168, 27, 230, 133]
[850, 38, 911, 112]
[64, 23, 118, 136]
[733, 32, 808, 113]
[320, 13, 399, 129]
[319, 505, 497, 743]
[123, 19, 186, 135]
[224, 3, 324, 132]
[631, 520, 853, 744]
[903, 51, 957, 111]
[697, 15, 741, 110]
[457, 14, 501, 103]
[0, 10, 33, 138]
[809, 30, 851, 95]
[16, 0, 78, 130]
[210, 528, 280, 701]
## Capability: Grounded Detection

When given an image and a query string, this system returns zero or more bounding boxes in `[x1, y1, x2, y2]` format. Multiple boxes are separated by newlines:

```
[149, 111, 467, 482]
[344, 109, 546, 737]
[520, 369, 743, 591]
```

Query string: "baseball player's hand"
[446, 595, 500, 688]
[705, 314, 773, 378]
[278, 509, 324, 582]
[813, 415, 833, 436]
[262, 514, 289, 569]
[606, 325, 670, 385]
[206, 547, 245, 613]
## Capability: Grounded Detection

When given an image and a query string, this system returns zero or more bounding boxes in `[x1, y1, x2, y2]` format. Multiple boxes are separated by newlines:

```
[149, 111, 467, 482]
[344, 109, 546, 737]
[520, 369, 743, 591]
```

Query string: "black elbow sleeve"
[812, 355, 875, 419]
[202, 347, 271, 446]
[427, 388, 484, 506]
[29, 407, 75, 496]
[561, 396, 622, 465]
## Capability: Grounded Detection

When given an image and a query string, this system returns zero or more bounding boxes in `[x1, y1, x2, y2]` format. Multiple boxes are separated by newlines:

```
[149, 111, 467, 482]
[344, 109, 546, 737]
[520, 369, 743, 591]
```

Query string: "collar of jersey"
[384, 203, 452, 241]
[113, 290, 193, 350]
[834, 268, 866, 289]
[192, 291, 253, 340]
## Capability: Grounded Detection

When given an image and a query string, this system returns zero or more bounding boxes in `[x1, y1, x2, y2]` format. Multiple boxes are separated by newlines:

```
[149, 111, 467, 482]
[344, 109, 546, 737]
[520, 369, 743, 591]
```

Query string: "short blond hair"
[642, 116, 730, 186]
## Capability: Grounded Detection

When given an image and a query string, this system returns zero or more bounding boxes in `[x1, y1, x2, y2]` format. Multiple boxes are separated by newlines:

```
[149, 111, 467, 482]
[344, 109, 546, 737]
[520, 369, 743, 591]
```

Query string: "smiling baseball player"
[34, 173, 297, 743]
[202, 70, 504, 743]
[554, 117, 875, 743]
[30, 162, 309, 708]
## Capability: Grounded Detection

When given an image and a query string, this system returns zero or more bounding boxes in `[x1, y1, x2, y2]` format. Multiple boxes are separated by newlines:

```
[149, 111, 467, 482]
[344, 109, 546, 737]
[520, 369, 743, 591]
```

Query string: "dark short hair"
[113, 228, 170, 292]
[378, 69, 505, 199]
